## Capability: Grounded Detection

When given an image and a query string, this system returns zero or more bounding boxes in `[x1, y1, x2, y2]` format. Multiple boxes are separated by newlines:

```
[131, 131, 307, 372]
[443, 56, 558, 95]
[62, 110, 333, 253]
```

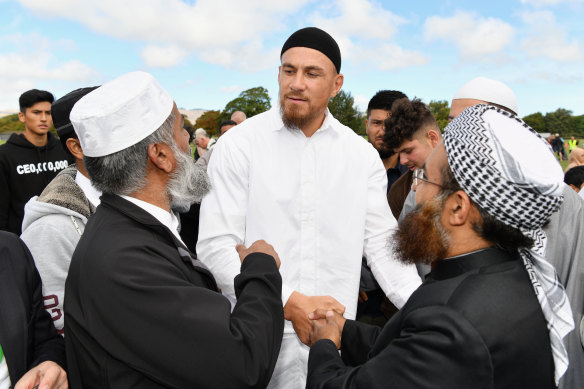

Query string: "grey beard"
[167, 143, 211, 212]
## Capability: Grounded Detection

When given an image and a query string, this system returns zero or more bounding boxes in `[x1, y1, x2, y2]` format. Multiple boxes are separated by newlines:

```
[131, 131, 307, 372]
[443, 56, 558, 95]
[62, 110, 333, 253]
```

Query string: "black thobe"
[65, 194, 284, 388]
[308, 247, 555, 389]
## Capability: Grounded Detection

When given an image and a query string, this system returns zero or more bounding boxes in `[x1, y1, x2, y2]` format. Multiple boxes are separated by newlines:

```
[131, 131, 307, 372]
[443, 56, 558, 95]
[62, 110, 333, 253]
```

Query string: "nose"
[290, 72, 306, 92]
[40, 112, 48, 121]
[399, 153, 408, 166]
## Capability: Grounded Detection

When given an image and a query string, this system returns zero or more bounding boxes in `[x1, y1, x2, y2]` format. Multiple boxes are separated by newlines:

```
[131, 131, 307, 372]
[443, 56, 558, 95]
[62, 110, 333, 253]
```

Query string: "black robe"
[307, 247, 555, 389]
[65, 194, 284, 388]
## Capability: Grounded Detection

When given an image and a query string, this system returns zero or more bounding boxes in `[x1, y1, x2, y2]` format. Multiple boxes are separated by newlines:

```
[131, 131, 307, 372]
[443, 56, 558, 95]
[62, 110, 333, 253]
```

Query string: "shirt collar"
[75, 171, 102, 207]
[119, 195, 184, 245]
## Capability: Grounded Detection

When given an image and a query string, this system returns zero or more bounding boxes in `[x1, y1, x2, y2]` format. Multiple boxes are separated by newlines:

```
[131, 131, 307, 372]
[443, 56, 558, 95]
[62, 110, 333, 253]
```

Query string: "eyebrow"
[281, 62, 325, 72]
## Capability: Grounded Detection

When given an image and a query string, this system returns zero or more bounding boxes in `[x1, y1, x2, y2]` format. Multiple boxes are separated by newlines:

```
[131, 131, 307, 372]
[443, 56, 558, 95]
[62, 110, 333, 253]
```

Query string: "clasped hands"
[235, 241, 346, 349]
[284, 291, 346, 349]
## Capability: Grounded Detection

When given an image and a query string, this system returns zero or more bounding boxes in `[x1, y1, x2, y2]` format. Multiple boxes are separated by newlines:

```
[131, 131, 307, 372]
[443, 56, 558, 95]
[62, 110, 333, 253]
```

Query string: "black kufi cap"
[52, 86, 99, 137]
[281, 27, 341, 73]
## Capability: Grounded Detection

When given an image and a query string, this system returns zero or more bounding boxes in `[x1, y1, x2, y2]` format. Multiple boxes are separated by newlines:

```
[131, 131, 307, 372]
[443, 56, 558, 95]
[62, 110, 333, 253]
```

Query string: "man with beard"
[306, 105, 573, 389]
[448, 76, 584, 389]
[197, 27, 422, 389]
[64, 71, 285, 388]
[357, 90, 410, 326]
[365, 90, 409, 192]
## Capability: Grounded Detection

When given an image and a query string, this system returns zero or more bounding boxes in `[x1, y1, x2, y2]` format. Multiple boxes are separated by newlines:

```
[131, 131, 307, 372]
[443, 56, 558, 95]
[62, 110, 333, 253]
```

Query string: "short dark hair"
[366, 90, 407, 118]
[439, 163, 534, 253]
[383, 98, 438, 151]
[19, 89, 55, 112]
[219, 120, 237, 129]
[564, 166, 584, 188]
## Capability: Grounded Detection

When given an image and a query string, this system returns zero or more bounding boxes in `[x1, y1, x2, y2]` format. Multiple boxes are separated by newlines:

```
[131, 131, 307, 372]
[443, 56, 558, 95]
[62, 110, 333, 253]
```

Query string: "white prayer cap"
[70, 71, 173, 157]
[452, 76, 518, 115]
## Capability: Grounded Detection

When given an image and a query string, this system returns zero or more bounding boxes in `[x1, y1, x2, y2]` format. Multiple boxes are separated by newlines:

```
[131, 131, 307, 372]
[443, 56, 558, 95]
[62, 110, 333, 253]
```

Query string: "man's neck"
[23, 130, 48, 147]
[300, 111, 326, 138]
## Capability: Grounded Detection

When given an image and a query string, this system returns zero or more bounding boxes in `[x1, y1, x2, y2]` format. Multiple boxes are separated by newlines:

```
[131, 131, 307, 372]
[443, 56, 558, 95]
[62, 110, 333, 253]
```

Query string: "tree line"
[2, 87, 582, 138]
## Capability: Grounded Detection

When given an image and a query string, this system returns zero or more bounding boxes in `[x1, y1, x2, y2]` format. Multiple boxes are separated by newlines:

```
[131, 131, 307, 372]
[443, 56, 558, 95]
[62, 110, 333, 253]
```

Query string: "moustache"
[284, 93, 309, 101]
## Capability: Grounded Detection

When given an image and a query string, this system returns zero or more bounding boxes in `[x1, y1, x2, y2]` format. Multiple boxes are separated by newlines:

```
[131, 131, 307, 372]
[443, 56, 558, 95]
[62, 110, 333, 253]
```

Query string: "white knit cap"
[453, 76, 518, 114]
[70, 71, 173, 157]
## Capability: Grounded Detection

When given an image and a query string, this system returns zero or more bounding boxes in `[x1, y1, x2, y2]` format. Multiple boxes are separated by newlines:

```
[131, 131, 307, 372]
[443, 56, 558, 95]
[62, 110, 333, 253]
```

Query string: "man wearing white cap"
[448, 76, 518, 119]
[307, 105, 573, 388]
[64, 71, 285, 388]
[448, 77, 584, 389]
[197, 27, 421, 389]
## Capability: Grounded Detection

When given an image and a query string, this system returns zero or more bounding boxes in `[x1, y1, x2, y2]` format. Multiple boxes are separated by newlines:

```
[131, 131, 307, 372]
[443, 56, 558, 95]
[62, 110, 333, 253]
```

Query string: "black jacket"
[308, 247, 555, 389]
[0, 231, 66, 383]
[0, 132, 69, 234]
[65, 194, 284, 388]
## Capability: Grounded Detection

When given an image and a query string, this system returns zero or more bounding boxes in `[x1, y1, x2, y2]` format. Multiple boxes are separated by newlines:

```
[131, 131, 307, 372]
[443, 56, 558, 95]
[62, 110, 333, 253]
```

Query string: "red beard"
[392, 197, 450, 266]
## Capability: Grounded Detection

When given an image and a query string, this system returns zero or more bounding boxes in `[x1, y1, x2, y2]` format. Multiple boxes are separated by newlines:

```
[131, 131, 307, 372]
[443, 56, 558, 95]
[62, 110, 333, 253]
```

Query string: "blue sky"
[1, 0, 583, 117]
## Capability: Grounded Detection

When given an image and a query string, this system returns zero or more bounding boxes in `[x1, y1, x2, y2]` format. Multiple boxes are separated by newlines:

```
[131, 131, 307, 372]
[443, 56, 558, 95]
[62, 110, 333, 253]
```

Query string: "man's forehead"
[369, 109, 390, 119]
[281, 47, 336, 72]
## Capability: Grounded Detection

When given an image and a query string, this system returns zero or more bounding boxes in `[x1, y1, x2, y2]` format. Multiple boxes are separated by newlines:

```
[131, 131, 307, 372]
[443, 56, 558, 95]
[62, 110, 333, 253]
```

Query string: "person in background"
[20, 86, 101, 336]
[0, 89, 69, 234]
[564, 166, 584, 196]
[231, 111, 246, 124]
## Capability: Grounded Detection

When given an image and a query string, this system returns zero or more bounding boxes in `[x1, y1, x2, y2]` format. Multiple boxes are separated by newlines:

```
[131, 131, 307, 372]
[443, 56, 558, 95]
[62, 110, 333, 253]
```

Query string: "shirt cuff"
[281, 284, 294, 307]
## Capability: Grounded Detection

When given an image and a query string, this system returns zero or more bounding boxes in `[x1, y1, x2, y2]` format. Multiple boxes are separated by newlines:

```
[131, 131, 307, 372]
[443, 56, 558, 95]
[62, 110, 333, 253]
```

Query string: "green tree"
[195, 110, 220, 136]
[428, 100, 450, 131]
[328, 90, 365, 135]
[220, 87, 271, 122]
[571, 115, 584, 137]
[0, 114, 25, 133]
[522, 112, 546, 133]
[545, 108, 574, 136]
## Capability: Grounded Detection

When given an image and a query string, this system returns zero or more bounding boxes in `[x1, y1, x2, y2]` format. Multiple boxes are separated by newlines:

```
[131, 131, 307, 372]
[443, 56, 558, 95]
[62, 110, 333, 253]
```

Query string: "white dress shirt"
[75, 170, 101, 207]
[197, 106, 422, 388]
[120, 195, 183, 245]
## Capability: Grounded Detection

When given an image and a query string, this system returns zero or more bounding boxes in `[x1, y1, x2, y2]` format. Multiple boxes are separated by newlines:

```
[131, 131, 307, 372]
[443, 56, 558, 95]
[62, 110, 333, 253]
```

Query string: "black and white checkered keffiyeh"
[443, 104, 574, 385]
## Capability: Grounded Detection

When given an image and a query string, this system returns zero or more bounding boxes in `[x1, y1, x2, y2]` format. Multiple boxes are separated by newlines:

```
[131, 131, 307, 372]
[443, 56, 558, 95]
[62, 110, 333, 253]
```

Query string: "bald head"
[231, 111, 246, 124]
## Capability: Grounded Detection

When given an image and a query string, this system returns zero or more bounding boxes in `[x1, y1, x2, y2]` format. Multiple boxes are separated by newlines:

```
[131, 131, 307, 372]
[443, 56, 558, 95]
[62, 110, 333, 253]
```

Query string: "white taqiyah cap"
[70, 71, 174, 157]
[453, 76, 518, 115]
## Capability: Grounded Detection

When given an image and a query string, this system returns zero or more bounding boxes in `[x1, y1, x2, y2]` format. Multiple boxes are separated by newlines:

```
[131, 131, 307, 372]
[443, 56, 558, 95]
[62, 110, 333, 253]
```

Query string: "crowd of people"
[0, 26, 582, 389]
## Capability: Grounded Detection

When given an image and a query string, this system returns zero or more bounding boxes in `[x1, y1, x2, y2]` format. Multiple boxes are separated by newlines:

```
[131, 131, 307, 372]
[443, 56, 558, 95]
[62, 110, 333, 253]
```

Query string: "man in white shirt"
[197, 27, 422, 389]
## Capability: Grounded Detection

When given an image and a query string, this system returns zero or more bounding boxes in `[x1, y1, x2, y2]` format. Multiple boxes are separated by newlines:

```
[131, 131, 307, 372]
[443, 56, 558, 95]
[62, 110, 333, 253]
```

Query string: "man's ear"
[427, 129, 441, 148]
[66, 138, 84, 160]
[444, 190, 473, 227]
[147, 143, 174, 173]
[330, 73, 344, 98]
[18, 111, 25, 123]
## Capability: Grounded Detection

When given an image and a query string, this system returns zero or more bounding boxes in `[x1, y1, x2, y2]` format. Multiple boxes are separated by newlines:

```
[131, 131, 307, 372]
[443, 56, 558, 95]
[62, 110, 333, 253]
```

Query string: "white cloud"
[424, 11, 515, 58]
[0, 52, 96, 110]
[310, 0, 406, 41]
[520, 0, 583, 6]
[353, 94, 369, 112]
[220, 85, 243, 93]
[17, 0, 313, 70]
[307, 0, 426, 70]
[141, 45, 188, 68]
[520, 10, 584, 62]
